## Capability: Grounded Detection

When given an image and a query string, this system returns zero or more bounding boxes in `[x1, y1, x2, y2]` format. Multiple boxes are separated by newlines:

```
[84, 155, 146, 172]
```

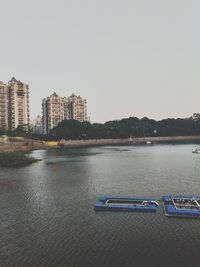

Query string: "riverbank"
[59, 136, 200, 148]
[1, 135, 200, 152]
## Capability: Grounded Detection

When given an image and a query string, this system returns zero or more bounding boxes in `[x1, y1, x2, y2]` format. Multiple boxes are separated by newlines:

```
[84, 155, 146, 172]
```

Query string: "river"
[0, 144, 200, 267]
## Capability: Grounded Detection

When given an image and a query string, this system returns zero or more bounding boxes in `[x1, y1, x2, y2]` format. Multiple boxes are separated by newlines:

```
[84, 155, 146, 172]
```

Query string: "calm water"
[0, 144, 200, 267]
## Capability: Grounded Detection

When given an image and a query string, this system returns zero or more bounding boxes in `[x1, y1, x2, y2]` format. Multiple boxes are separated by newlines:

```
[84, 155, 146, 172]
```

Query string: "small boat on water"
[162, 195, 200, 217]
[192, 148, 200, 154]
[146, 141, 152, 144]
[94, 196, 159, 212]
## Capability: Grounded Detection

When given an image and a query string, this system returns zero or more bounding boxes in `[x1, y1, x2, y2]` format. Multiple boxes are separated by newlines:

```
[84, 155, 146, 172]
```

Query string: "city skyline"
[1, 1, 200, 122]
[1, 75, 198, 124]
[0, 77, 88, 133]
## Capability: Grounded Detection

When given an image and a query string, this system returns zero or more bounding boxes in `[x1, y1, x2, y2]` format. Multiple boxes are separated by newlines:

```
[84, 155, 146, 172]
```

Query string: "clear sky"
[0, 0, 200, 122]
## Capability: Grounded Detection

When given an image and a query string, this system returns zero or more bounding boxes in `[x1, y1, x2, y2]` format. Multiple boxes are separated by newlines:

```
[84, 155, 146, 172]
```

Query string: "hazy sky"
[0, 0, 200, 122]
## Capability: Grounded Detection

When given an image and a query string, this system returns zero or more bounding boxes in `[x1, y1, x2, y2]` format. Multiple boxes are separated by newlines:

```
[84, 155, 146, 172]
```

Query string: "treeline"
[42, 116, 200, 140]
[1, 116, 200, 141]
[0, 126, 40, 139]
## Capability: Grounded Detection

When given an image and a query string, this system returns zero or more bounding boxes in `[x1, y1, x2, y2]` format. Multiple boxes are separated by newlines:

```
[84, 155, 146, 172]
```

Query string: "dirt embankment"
[59, 136, 200, 148]
[1, 136, 200, 152]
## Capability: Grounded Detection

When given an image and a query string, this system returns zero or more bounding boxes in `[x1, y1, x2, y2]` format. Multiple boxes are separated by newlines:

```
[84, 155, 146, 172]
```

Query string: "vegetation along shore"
[1, 115, 200, 151]
[0, 152, 40, 167]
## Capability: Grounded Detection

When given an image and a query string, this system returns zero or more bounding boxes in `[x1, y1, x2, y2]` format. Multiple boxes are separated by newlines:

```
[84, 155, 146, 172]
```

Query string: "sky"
[0, 0, 200, 123]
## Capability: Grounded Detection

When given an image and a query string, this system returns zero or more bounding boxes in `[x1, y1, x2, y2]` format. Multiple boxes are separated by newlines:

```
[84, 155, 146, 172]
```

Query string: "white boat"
[146, 140, 151, 144]
[192, 148, 200, 154]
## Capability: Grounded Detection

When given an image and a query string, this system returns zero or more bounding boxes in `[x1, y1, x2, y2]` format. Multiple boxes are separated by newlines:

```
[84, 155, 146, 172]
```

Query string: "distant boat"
[146, 140, 152, 144]
[192, 148, 200, 154]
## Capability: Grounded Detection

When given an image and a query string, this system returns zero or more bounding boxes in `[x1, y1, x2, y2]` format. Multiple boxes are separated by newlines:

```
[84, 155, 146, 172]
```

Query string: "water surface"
[0, 144, 200, 267]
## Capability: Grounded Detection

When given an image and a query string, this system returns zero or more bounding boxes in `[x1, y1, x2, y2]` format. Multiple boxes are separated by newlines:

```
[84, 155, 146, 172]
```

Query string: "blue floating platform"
[94, 196, 159, 212]
[163, 195, 200, 218]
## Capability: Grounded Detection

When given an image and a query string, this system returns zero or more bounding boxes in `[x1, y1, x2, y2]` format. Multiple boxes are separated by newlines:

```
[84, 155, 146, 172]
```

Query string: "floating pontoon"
[94, 196, 159, 212]
[162, 195, 200, 217]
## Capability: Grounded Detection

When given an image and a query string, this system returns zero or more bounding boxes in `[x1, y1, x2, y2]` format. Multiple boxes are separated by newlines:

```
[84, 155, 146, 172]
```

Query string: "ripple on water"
[0, 144, 200, 267]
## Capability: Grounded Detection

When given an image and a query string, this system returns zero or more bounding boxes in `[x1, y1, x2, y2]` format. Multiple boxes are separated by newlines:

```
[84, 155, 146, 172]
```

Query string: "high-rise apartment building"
[42, 93, 88, 134]
[0, 77, 30, 131]
[42, 92, 68, 134]
[0, 82, 8, 130]
[7, 77, 30, 131]
[68, 94, 87, 122]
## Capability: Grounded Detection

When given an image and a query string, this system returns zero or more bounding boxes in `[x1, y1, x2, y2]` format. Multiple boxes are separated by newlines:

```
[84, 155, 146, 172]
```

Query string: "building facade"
[0, 82, 8, 131]
[0, 78, 30, 131]
[42, 93, 88, 134]
[68, 94, 87, 122]
[42, 92, 68, 134]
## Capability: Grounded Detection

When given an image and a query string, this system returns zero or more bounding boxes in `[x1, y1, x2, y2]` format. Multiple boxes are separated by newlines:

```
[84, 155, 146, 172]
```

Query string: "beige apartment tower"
[68, 94, 87, 122]
[0, 82, 8, 131]
[0, 77, 30, 131]
[42, 93, 88, 134]
[42, 92, 68, 134]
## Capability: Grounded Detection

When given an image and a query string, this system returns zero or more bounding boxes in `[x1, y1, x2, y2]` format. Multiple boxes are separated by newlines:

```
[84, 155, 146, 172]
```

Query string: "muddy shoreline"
[1, 136, 200, 152]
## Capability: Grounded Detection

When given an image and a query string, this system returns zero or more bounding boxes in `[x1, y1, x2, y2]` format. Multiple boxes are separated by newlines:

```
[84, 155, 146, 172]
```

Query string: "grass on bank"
[0, 152, 40, 167]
